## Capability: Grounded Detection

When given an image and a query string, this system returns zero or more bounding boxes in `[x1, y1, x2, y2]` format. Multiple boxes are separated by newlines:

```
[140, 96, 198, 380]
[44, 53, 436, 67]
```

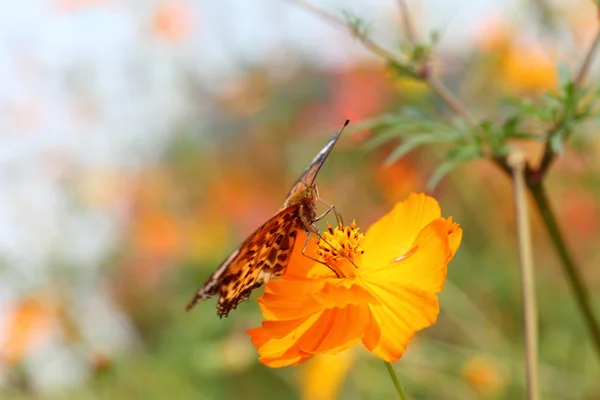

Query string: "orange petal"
[360, 218, 454, 293]
[259, 272, 377, 322]
[259, 280, 376, 321]
[361, 285, 439, 362]
[295, 306, 370, 355]
[259, 352, 312, 368]
[446, 217, 463, 260]
[315, 280, 378, 309]
[357, 217, 454, 361]
[249, 305, 370, 367]
[258, 280, 328, 321]
[249, 313, 323, 355]
[283, 231, 333, 280]
[361, 193, 441, 269]
[250, 322, 313, 367]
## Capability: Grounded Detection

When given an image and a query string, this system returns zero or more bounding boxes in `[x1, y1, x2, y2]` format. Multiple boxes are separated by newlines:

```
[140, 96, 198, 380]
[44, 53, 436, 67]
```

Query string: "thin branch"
[527, 17, 600, 355]
[530, 0, 561, 30]
[289, 0, 409, 70]
[508, 151, 540, 400]
[535, 25, 600, 178]
[574, 26, 600, 87]
[396, 0, 417, 43]
[425, 76, 476, 125]
[528, 184, 600, 357]
[397, 0, 474, 123]
[530, 119, 566, 186]
[290, 0, 475, 126]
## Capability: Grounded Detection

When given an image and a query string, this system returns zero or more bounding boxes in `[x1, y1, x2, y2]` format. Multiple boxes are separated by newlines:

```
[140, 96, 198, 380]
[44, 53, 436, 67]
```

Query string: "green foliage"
[384, 29, 441, 79]
[341, 11, 371, 41]
[366, 64, 600, 188]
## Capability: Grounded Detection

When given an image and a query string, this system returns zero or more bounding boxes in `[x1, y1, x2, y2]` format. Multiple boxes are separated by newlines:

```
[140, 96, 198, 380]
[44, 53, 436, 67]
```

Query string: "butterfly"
[186, 120, 349, 317]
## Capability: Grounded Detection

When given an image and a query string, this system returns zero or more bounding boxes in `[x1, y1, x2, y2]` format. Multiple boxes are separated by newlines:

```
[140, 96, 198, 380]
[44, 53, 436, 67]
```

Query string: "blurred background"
[0, 0, 599, 399]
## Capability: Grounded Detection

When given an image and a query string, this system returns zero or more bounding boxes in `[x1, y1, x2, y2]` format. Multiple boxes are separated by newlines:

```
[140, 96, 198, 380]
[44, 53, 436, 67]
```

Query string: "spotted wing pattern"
[186, 204, 306, 317]
[186, 120, 349, 317]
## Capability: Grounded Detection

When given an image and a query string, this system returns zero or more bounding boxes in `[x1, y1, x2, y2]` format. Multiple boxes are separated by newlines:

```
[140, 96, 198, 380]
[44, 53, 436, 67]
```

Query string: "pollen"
[316, 220, 365, 275]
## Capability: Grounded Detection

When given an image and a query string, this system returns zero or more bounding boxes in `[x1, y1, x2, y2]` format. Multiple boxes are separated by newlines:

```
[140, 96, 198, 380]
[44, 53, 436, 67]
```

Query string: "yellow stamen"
[317, 220, 365, 278]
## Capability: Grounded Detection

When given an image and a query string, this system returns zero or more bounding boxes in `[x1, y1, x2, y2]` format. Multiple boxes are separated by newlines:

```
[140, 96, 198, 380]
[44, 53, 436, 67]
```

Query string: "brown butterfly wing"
[186, 203, 306, 317]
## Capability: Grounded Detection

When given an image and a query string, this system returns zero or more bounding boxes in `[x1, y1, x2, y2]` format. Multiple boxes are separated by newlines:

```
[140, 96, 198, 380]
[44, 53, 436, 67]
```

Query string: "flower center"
[316, 220, 365, 278]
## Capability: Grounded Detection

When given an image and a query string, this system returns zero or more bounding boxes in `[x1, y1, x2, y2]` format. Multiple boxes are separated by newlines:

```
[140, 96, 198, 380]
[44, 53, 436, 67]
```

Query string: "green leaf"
[427, 160, 458, 190]
[446, 142, 482, 161]
[365, 128, 423, 150]
[563, 82, 579, 115]
[383, 135, 443, 165]
[493, 144, 514, 157]
[364, 113, 460, 150]
[502, 115, 521, 137]
[341, 10, 371, 38]
[349, 117, 387, 133]
[427, 144, 481, 189]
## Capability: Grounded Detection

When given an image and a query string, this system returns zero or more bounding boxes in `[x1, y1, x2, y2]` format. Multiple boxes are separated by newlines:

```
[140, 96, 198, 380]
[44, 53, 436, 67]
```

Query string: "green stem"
[528, 183, 600, 358]
[384, 362, 408, 400]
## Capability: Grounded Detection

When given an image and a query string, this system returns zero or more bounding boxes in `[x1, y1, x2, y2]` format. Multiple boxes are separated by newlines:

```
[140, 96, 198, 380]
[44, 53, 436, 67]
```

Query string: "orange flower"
[152, 1, 193, 42]
[461, 355, 507, 394]
[248, 193, 462, 367]
[476, 20, 558, 94]
[1, 298, 57, 364]
[299, 350, 356, 400]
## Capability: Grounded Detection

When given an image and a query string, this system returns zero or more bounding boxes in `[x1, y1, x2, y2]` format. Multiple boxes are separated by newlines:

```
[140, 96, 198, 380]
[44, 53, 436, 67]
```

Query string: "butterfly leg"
[316, 198, 344, 226]
[300, 229, 341, 278]
[313, 205, 333, 222]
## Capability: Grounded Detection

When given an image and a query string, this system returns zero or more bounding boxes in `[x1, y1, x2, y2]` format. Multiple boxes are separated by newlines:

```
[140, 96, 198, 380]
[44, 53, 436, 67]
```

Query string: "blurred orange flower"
[461, 355, 506, 394]
[559, 188, 599, 237]
[152, 1, 193, 42]
[1, 298, 57, 364]
[330, 65, 390, 123]
[248, 193, 462, 367]
[477, 20, 557, 94]
[374, 155, 422, 203]
[297, 64, 392, 139]
[299, 350, 356, 400]
[500, 47, 557, 93]
[131, 210, 182, 260]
